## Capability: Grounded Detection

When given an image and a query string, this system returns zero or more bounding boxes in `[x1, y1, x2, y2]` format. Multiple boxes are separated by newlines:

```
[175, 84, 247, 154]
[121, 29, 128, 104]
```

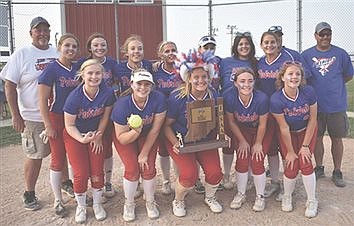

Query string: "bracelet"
[302, 144, 310, 148]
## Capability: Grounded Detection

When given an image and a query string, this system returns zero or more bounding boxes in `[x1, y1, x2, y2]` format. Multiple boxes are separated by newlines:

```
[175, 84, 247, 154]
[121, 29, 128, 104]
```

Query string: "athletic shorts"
[21, 121, 50, 159]
[317, 111, 349, 138]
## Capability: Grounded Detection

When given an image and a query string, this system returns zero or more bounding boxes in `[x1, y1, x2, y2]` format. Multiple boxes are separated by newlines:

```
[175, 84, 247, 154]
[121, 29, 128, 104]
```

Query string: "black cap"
[30, 17, 50, 30]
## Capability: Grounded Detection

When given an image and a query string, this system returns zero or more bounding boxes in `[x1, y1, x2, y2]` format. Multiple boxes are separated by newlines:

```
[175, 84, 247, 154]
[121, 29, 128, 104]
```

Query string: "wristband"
[302, 144, 310, 148]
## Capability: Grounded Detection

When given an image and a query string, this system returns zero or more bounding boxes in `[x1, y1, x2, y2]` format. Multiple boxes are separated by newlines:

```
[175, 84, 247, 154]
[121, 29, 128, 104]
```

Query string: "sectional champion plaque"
[178, 97, 229, 153]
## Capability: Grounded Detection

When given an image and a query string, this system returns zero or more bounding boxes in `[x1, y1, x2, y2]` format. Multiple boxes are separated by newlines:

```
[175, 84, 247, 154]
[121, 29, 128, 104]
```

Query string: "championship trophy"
[177, 97, 229, 153]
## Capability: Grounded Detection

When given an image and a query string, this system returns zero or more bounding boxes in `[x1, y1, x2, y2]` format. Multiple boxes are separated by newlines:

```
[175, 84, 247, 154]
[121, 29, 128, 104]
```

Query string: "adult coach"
[301, 22, 353, 187]
[0, 17, 58, 210]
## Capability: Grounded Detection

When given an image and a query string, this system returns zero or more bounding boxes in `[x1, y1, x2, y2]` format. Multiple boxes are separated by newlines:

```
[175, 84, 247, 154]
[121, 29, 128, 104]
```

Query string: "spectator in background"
[301, 22, 353, 187]
[0, 17, 59, 211]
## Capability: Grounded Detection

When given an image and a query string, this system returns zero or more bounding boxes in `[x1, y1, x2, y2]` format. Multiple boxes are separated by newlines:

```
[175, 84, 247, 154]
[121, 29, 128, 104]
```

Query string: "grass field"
[0, 126, 21, 147]
[347, 79, 354, 112]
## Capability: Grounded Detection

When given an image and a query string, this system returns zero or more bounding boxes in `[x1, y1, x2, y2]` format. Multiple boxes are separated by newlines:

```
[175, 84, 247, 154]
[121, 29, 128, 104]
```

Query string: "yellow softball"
[128, 114, 143, 129]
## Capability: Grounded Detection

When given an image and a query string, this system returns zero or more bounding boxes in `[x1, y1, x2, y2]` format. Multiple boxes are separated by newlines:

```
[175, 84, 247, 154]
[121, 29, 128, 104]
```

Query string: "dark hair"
[86, 33, 107, 57]
[231, 35, 258, 78]
[58, 33, 80, 50]
[232, 67, 256, 81]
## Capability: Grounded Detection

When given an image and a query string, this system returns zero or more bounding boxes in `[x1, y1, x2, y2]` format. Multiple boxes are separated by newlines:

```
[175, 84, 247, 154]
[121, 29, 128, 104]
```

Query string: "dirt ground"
[0, 136, 353, 226]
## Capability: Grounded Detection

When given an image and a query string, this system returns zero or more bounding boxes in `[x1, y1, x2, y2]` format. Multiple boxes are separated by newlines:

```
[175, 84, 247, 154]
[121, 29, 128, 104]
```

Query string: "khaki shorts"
[21, 121, 50, 159]
[317, 112, 349, 138]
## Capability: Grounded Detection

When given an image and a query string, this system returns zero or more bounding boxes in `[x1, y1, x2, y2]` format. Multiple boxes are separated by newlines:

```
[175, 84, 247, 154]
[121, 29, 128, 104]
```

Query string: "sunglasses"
[317, 32, 332, 37]
[201, 36, 216, 42]
[268, 26, 282, 33]
[235, 31, 252, 37]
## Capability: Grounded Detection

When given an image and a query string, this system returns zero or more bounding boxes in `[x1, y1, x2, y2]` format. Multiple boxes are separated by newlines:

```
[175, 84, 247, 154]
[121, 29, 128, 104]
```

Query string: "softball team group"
[2, 17, 353, 224]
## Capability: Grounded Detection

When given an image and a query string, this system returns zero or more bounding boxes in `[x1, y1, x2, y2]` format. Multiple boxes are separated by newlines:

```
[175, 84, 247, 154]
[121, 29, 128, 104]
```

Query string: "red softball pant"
[48, 112, 67, 171]
[166, 141, 223, 188]
[278, 126, 318, 179]
[233, 126, 272, 175]
[113, 135, 158, 181]
[63, 129, 104, 193]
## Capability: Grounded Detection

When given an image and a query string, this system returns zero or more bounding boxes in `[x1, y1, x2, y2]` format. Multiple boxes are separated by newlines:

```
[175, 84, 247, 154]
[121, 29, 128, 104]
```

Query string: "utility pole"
[226, 25, 237, 51]
[297, 0, 302, 52]
[208, 0, 213, 36]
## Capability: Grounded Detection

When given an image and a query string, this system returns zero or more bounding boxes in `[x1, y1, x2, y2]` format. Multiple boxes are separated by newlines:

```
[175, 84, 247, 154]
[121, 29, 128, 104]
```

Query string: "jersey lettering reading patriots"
[270, 85, 317, 131]
[223, 86, 269, 128]
[111, 90, 166, 136]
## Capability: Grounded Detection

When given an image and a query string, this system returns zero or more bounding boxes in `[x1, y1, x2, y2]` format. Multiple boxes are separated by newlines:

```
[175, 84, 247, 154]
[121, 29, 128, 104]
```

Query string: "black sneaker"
[62, 179, 75, 198]
[23, 191, 41, 211]
[332, 170, 346, 187]
[194, 179, 205, 194]
[314, 166, 325, 180]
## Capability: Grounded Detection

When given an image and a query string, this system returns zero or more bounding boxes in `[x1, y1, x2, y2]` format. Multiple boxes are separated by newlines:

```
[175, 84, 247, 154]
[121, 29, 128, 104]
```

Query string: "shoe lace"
[174, 200, 185, 209]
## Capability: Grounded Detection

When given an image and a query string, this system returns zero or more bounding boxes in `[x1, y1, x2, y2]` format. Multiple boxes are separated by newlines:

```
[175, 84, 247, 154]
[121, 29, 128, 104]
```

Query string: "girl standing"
[63, 59, 115, 223]
[78, 33, 119, 198]
[270, 61, 318, 218]
[219, 32, 258, 190]
[223, 68, 270, 212]
[38, 33, 80, 217]
[112, 69, 166, 222]
[153, 41, 183, 195]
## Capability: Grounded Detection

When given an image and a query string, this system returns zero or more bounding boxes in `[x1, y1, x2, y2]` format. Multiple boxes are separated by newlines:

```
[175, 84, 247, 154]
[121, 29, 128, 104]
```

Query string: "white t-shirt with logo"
[0, 44, 59, 121]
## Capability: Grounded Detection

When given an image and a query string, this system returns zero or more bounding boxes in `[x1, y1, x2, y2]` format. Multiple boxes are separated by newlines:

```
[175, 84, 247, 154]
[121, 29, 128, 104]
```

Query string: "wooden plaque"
[178, 97, 229, 153]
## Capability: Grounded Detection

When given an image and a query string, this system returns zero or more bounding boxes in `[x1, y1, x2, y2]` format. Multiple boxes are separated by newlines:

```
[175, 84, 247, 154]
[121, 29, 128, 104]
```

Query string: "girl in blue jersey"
[153, 41, 183, 195]
[223, 68, 270, 212]
[219, 32, 258, 190]
[63, 59, 115, 223]
[270, 61, 318, 218]
[116, 34, 153, 93]
[77, 33, 120, 198]
[111, 69, 166, 222]
[164, 52, 223, 217]
[257, 31, 299, 199]
[38, 33, 80, 217]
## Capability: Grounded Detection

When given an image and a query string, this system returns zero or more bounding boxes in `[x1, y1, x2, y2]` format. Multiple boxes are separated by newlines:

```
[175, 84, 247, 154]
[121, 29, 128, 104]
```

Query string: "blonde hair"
[120, 34, 143, 57]
[275, 61, 306, 90]
[76, 59, 104, 83]
[174, 67, 213, 100]
[157, 41, 177, 59]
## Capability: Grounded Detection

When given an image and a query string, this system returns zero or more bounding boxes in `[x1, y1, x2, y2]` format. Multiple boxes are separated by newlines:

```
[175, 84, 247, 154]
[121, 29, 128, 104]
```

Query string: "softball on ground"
[128, 114, 143, 129]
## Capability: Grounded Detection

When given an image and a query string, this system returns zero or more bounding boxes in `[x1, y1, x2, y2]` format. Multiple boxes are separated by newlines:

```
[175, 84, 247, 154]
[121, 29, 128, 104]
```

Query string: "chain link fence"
[1, 0, 353, 136]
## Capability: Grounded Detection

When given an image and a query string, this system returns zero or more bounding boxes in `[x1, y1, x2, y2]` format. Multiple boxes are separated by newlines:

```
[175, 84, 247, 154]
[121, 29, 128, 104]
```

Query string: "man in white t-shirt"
[0, 17, 58, 211]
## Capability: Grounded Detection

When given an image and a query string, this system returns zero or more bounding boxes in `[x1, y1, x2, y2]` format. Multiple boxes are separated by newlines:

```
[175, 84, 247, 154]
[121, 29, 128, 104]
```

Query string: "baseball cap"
[268, 25, 283, 35]
[131, 70, 155, 84]
[30, 17, 50, 30]
[198, 36, 216, 47]
[315, 22, 331, 33]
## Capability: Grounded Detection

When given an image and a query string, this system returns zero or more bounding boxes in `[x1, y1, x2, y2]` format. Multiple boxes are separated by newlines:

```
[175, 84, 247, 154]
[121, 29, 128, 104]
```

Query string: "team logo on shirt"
[283, 104, 309, 119]
[59, 77, 80, 88]
[257, 69, 278, 79]
[156, 79, 180, 89]
[35, 58, 56, 71]
[312, 57, 336, 76]
[78, 106, 104, 119]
